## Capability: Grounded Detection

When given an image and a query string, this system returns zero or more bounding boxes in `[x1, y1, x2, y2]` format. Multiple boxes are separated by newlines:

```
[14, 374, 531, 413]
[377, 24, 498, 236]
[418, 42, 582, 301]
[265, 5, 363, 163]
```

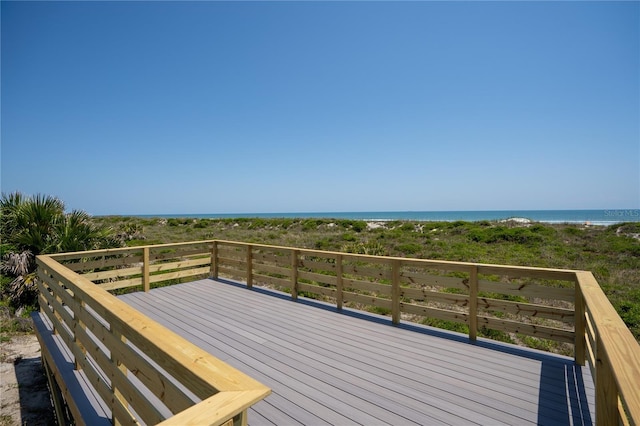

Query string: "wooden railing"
[36, 250, 270, 426]
[43, 239, 640, 425]
[576, 272, 640, 426]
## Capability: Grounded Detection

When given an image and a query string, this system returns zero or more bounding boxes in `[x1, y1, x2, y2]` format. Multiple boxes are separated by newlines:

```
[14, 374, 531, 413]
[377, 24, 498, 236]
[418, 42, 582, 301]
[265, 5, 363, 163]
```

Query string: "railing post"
[143, 247, 150, 292]
[391, 259, 401, 325]
[73, 292, 86, 371]
[231, 410, 248, 426]
[469, 265, 478, 341]
[574, 279, 586, 365]
[112, 327, 128, 425]
[210, 241, 218, 279]
[336, 254, 343, 311]
[291, 250, 299, 301]
[246, 245, 253, 289]
[596, 336, 619, 425]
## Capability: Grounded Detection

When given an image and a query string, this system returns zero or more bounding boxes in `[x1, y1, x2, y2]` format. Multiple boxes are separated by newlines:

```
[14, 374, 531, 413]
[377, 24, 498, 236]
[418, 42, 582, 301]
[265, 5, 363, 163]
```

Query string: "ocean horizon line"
[116, 209, 640, 226]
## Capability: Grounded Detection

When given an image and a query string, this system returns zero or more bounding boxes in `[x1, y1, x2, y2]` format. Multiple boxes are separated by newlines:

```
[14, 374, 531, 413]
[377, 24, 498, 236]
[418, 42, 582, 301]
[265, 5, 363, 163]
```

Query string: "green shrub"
[478, 326, 514, 343]
[421, 318, 469, 334]
[396, 243, 422, 255]
[367, 306, 391, 316]
[351, 221, 366, 233]
[341, 242, 387, 256]
[469, 226, 546, 245]
[302, 219, 324, 232]
[400, 223, 415, 232]
[314, 238, 334, 250]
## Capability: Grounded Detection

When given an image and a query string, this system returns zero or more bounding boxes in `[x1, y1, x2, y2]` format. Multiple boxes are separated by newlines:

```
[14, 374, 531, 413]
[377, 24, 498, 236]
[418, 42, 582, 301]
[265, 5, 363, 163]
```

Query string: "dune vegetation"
[92, 215, 640, 343]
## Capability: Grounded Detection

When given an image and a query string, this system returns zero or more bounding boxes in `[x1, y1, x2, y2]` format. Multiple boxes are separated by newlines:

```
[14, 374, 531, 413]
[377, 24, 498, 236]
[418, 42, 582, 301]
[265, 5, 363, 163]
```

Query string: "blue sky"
[2, 1, 639, 215]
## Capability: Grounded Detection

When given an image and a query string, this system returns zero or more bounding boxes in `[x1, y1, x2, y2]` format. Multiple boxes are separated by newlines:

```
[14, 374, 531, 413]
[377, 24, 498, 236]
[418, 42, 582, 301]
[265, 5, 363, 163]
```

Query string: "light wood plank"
[477, 297, 575, 324]
[297, 270, 337, 286]
[401, 302, 470, 324]
[399, 272, 469, 292]
[400, 287, 470, 306]
[342, 291, 392, 310]
[477, 316, 574, 343]
[297, 282, 337, 298]
[577, 271, 640, 423]
[479, 280, 575, 302]
[81, 266, 143, 281]
[341, 278, 392, 295]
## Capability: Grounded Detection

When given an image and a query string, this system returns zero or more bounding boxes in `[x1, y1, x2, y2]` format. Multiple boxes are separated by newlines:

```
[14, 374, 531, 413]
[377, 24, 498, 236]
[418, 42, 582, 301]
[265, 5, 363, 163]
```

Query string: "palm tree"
[1, 192, 121, 307]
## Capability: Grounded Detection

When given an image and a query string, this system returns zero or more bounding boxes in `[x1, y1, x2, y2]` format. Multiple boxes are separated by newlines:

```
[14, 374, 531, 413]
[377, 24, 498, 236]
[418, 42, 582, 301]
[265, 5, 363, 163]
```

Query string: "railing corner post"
[336, 254, 343, 311]
[142, 247, 150, 292]
[391, 259, 401, 325]
[574, 277, 586, 365]
[469, 265, 479, 341]
[291, 249, 299, 301]
[246, 244, 253, 289]
[210, 241, 218, 280]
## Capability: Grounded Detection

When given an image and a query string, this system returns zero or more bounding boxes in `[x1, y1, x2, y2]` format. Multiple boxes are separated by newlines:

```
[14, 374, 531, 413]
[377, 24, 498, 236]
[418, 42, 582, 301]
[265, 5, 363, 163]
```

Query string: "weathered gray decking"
[118, 279, 595, 426]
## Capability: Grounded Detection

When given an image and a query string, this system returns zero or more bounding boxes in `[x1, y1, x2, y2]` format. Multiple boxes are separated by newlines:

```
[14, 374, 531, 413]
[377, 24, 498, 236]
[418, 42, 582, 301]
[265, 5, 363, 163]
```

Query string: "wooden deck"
[118, 278, 595, 426]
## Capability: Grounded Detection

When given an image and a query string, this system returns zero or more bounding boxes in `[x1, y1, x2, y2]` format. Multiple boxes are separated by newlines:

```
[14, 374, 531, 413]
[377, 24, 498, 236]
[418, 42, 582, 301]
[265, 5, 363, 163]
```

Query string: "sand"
[0, 334, 55, 426]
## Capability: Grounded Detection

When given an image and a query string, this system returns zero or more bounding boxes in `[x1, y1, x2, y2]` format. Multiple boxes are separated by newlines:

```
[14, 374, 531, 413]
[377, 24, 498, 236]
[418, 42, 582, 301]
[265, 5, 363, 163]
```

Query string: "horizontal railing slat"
[75, 305, 196, 414]
[479, 280, 575, 302]
[477, 297, 575, 324]
[252, 273, 291, 289]
[98, 278, 143, 291]
[252, 262, 290, 277]
[401, 302, 469, 324]
[298, 270, 337, 286]
[149, 266, 211, 284]
[477, 315, 575, 343]
[149, 257, 211, 273]
[297, 282, 338, 298]
[400, 287, 470, 307]
[342, 278, 391, 295]
[342, 291, 392, 309]
[399, 272, 469, 291]
[82, 266, 143, 281]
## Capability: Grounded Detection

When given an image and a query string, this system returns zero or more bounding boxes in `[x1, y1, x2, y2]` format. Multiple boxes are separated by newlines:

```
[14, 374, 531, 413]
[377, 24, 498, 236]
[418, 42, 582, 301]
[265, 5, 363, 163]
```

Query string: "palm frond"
[1, 251, 34, 276]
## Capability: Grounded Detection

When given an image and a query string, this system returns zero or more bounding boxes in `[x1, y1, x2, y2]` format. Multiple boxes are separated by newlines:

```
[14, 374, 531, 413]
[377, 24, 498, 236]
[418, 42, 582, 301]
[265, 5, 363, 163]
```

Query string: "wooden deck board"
[118, 279, 594, 425]
[194, 282, 592, 402]
[139, 289, 539, 424]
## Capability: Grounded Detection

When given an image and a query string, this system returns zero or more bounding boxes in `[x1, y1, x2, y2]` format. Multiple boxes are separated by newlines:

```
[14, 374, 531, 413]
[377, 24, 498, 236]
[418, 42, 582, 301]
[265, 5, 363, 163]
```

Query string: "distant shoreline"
[103, 209, 640, 226]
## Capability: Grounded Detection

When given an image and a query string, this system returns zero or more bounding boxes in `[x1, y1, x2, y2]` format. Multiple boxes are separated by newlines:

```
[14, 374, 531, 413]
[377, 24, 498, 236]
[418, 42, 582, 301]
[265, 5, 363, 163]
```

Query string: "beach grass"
[94, 216, 640, 344]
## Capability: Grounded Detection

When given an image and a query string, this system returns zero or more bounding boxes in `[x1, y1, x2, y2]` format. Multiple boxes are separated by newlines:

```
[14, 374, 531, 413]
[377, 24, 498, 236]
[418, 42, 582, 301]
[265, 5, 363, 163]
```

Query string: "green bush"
[351, 221, 366, 233]
[469, 226, 546, 245]
[342, 233, 357, 242]
[421, 318, 469, 334]
[396, 243, 422, 255]
[193, 219, 210, 229]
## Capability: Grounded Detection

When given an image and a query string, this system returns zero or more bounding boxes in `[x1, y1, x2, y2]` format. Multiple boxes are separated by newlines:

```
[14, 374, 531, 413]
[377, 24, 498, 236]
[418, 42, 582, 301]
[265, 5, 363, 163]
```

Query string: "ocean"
[137, 209, 640, 226]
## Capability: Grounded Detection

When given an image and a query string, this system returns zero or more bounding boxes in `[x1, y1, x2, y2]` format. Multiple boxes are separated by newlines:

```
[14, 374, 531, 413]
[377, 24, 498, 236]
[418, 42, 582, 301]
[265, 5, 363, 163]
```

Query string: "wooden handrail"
[576, 271, 640, 425]
[42, 239, 640, 425]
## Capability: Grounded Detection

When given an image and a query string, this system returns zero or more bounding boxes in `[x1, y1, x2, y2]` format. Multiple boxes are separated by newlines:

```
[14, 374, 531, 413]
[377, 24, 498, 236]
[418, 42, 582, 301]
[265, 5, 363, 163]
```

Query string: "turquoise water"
[136, 209, 640, 225]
